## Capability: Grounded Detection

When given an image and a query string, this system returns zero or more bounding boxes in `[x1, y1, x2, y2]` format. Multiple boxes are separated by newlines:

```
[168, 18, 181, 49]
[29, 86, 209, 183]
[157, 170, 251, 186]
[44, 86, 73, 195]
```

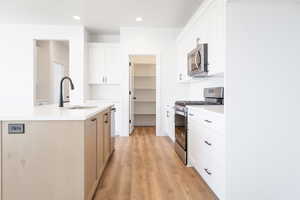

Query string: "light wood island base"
[1, 107, 114, 200]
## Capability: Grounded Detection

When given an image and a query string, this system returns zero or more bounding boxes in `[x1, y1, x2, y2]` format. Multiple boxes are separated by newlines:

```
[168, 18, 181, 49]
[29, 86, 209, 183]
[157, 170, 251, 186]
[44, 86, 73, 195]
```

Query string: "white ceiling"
[0, 0, 202, 34]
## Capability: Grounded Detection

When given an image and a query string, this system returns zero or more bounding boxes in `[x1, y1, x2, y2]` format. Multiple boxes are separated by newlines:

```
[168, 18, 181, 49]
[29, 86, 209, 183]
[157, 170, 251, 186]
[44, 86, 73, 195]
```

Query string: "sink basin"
[65, 105, 97, 110]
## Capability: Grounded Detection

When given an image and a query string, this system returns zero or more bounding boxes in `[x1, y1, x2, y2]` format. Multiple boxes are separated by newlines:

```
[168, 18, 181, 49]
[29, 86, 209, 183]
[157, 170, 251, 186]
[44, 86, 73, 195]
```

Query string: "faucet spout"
[59, 76, 75, 107]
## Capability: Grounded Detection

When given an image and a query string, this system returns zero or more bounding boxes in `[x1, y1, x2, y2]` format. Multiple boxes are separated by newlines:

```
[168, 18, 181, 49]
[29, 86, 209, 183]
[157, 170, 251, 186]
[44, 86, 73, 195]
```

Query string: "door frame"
[33, 39, 71, 106]
[128, 60, 135, 135]
[126, 53, 161, 136]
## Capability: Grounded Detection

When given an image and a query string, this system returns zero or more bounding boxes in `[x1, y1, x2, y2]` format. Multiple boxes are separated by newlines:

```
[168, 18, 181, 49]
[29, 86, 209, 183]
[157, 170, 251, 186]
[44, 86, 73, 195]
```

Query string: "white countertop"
[0, 102, 114, 121]
[187, 105, 224, 115]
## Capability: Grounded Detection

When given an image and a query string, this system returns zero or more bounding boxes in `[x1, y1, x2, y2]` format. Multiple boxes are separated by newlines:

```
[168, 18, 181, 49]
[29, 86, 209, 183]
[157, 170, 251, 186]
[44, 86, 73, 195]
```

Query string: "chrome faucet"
[59, 76, 75, 107]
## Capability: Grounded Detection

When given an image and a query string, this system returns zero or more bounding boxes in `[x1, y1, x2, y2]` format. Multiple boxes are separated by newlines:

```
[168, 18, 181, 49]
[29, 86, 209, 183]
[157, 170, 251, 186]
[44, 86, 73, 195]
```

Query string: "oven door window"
[175, 113, 186, 150]
[188, 48, 203, 73]
[195, 50, 202, 69]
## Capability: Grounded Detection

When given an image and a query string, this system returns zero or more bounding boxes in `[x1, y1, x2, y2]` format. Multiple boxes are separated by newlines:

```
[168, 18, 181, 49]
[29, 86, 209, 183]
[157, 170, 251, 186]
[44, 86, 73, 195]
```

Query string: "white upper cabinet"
[88, 43, 121, 85]
[176, 39, 192, 83]
[176, 0, 225, 83]
[88, 43, 105, 84]
[104, 45, 121, 84]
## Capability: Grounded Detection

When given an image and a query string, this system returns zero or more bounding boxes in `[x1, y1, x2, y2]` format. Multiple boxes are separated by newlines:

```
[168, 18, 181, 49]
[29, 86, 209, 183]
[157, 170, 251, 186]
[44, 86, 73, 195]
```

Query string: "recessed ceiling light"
[73, 16, 81, 20]
[136, 17, 143, 22]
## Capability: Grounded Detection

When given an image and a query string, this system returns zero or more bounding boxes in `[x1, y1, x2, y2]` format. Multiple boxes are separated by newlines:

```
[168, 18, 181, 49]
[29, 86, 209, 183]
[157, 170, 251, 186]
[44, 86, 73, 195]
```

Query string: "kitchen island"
[0, 103, 115, 200]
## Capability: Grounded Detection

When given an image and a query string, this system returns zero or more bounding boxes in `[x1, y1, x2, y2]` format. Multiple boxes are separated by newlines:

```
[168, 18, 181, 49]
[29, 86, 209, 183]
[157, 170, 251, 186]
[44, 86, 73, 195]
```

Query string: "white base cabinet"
[188, 106, 225, 199]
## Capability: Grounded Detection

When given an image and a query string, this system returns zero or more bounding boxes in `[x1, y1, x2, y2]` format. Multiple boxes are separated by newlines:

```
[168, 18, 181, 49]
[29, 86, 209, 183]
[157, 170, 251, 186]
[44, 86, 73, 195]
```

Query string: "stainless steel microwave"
[187, 43, 208, 77]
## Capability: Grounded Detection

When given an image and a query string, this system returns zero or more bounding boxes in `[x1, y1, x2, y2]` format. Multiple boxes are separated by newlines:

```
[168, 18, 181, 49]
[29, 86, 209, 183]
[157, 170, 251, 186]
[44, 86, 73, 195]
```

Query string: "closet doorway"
[129, 55, 156, 135]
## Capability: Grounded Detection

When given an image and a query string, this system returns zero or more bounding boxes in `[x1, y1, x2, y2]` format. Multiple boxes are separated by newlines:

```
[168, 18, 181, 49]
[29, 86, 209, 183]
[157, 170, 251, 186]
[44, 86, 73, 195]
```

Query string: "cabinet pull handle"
[91, 118, 97, 122]
[204, 120, 212, 123]
[102, 76, 104, 83]
[189, 113, 194, 116]
[204, 140, 212, 146]
[204, 168, 212, 175]
[104, 112, 109, 123]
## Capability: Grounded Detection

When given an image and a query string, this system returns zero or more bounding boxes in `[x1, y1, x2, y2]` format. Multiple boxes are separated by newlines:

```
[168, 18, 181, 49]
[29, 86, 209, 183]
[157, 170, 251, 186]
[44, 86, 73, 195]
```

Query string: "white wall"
[89, 85, 122, 100]
[50, 41, 69, 69]
[36, 40, 69, 104]
[83, 29, 90, 101]
[36, 41, 51, 102]
[0, 25, 86, 108]
[226, 1, 300, 199]
[49, 41, 70, 104]
[120, 27, 188, 136]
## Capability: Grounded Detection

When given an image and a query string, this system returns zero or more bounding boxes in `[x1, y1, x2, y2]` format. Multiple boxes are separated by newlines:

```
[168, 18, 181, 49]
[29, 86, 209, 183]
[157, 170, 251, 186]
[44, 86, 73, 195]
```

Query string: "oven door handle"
[175, 110, 186, 116]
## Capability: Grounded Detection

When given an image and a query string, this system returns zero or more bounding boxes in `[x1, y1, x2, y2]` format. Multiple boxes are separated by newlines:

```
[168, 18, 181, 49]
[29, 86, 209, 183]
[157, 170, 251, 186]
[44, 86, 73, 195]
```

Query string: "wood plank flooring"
[94, 126, 216, 200]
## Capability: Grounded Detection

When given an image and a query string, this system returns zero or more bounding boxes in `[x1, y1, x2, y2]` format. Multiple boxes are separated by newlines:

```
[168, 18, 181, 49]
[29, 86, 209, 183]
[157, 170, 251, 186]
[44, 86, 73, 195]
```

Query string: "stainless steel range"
[174, 87, 224, 165]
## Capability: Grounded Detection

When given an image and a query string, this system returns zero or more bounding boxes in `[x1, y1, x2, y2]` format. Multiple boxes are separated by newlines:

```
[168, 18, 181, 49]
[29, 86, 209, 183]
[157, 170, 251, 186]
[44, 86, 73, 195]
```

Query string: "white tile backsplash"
[89, 85, 122, 101]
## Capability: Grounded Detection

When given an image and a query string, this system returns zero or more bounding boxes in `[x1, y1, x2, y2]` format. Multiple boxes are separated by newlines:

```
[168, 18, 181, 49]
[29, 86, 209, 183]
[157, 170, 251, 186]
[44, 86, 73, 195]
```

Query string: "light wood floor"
[94, 126, 216, 200]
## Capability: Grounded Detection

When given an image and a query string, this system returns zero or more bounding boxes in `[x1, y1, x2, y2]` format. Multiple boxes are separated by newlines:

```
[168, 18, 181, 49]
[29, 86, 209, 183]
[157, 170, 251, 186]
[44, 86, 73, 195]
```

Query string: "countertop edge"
[0, 103, 114, 121]
[187, 105, 224, 115]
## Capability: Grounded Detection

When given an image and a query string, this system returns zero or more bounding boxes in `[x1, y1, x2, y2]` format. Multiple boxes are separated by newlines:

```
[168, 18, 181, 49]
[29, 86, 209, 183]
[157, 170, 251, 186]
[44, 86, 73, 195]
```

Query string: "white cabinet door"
[165, 105, 175, 141]
[210, 160, 226, 200]
[88, 43, 121, 85]
[213, 0, 225, 75]
[88, 43, 105, 84]
[188, 112, 200, 166]
[176, 39, 192, 83]
[104, 44, 121, 84]
[176, 41, 185, 82]
[192, 0, 224, 76]
[188, 111, 206, 169]
[206, 1, 224, 75]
